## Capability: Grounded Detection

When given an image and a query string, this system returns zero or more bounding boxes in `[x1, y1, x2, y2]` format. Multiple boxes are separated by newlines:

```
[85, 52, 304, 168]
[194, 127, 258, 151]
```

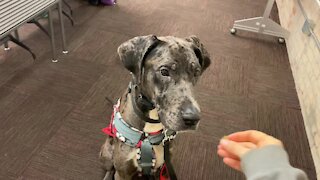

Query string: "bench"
[0, 0, 68, 62]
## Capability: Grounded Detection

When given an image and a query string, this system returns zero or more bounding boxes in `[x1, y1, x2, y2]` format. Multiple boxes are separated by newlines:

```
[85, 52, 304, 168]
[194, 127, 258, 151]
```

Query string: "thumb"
[220, 139, 249, 158]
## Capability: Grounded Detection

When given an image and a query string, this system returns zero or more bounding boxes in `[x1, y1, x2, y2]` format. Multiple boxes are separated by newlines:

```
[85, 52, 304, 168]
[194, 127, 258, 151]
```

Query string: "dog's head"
[118, 35, 211, 131]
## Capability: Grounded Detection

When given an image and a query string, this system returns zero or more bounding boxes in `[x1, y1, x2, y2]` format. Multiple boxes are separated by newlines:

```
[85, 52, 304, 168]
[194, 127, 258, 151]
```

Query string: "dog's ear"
[185, 35, 211, 73]
[118, 35, 161, 81]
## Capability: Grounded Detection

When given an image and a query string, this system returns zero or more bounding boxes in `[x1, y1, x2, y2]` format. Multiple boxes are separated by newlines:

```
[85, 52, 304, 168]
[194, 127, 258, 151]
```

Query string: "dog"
[100, 35, 211, 180]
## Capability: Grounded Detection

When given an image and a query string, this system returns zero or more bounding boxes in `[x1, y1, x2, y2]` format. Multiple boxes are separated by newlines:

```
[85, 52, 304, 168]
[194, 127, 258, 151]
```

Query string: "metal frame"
[3, 29, 19, 51]
[230, 0, 290, 41]
[58, 0, 68, 55]
[48, 7, 57, 62]
[1, 0, 68, 62]
[4, 41, 10, 51]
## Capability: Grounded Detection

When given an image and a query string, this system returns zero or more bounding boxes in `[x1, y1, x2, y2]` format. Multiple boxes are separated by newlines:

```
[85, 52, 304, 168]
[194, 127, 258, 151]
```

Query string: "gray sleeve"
[241, 145, 308, 180]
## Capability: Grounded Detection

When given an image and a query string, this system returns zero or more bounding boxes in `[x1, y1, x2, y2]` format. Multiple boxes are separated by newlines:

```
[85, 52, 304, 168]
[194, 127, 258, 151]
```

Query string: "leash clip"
[162, 129, 177, 145]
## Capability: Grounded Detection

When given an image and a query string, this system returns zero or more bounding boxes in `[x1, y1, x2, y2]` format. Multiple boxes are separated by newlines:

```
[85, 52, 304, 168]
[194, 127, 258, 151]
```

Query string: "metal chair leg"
[14, 29, 20, 41]
[48, 8, 58, 62]
[4, 41, 10, 51]
[58, 0, 68, 54]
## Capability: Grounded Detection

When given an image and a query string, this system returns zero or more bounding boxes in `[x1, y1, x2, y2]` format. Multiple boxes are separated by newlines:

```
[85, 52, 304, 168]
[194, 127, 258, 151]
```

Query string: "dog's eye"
[160, 68, 170, 76]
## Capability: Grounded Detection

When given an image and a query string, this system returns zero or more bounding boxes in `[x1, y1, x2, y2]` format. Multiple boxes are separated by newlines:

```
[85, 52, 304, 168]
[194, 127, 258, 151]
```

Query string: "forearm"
[241, 145, 308, 180]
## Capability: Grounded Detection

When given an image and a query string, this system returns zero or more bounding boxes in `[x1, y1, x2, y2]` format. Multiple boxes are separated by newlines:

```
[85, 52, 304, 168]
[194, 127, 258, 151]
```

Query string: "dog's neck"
[119, 91, 163, 132]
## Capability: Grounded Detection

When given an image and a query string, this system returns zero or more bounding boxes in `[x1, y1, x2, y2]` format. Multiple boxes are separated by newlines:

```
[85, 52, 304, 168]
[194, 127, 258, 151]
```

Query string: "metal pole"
[48, 8, 58, 62]
[263, 0, 275, 18]
[58, 0, 68, 54]
[4, 41, 10, 50]
[14, 29, 20, 41]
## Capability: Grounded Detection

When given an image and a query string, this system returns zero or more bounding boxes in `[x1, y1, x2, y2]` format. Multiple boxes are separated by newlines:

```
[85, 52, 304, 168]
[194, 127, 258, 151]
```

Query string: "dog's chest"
[144, 112, 165, 168]
[152, 145, 165, 168]
[128, 122, 165, 171]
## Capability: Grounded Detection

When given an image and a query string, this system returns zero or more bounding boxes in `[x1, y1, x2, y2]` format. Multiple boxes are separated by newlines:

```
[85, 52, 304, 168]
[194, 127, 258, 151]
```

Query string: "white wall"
[276, 0, 320, 178]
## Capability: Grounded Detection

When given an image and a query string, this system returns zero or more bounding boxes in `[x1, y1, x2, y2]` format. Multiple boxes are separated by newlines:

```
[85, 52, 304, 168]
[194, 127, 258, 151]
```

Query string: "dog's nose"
[181, 105, 200, 126]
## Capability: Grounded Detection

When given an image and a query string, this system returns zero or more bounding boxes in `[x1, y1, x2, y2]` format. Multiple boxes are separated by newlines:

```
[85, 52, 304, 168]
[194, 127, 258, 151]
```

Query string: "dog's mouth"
[158, 114, 200, 132]
[173, 123, 199, 132]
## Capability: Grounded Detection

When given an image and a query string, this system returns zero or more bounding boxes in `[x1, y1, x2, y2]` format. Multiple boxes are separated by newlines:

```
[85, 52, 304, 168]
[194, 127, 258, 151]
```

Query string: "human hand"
[217, 130, 283, 171]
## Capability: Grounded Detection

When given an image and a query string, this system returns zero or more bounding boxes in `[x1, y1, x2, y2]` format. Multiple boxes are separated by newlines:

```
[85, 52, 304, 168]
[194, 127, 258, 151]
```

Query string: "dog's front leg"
[100, 137, 115, 171]
[103, 169, 115, 180]
[114, 171, 122, 180]
[114, 170, 133, 180]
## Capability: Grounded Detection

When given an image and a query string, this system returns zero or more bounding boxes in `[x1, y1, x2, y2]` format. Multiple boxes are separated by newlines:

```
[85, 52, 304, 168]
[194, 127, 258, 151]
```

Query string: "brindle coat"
[100, 35, 211, 180]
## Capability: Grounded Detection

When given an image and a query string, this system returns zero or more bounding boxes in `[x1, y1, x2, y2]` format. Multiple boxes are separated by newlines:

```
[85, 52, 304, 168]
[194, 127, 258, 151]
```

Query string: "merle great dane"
[100, 35, 211, 180]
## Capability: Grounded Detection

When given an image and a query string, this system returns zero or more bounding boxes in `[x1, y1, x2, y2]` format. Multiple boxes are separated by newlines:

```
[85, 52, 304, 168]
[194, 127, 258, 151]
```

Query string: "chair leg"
[58, 1, 68, 54]
[48, 8, 58, 62]
[4, 41, 10, 51]
[14, 29, 20, 41]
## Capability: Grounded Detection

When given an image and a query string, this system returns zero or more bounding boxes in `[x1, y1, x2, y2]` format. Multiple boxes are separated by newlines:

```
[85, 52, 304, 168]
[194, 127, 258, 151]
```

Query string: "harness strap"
[164, 141, 177, 180]
[148, 133, 165, 145]
[140, 139, 154, 175]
